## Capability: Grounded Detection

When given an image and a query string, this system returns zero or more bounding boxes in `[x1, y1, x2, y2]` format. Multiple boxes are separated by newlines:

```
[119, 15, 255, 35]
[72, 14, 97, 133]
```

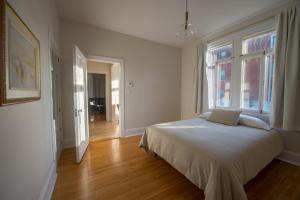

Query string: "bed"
[139, 117, 283, 200]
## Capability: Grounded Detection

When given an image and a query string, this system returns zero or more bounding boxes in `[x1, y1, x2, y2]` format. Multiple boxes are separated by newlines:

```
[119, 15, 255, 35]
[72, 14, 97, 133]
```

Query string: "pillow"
[198, 112, 211, 119]
[239, 114, 271, 130]
[207, 109, 241, 126]
[242, 112, 270, 124]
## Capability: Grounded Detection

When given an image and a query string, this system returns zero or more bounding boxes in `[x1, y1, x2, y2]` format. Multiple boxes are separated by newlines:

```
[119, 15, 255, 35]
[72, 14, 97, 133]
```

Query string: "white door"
[73, 46, 89, 163]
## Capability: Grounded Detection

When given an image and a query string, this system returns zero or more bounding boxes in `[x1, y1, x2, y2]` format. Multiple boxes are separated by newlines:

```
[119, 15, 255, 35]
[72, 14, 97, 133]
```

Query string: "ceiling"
[55, 0, 285, 47]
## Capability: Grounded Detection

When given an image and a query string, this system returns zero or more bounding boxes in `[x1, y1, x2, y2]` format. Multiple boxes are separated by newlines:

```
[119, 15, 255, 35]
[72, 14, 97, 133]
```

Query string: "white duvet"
[139, 118, 283, 200]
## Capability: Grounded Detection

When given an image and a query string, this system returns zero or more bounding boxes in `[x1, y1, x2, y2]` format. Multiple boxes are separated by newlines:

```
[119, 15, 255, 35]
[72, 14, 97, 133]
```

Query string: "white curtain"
[271, 2, 300, 131]
[194, 43, 208, 114]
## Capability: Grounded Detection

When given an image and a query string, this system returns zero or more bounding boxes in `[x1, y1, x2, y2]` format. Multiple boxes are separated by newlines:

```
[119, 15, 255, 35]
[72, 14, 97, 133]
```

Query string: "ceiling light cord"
[185, 0, 188, 29]
[176, 0, 198, 39]
[186, 0, 188, 12]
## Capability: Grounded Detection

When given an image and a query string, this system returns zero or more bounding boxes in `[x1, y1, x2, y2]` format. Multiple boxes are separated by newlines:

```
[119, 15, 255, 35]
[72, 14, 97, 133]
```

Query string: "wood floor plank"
[52, 136, 300, 200]
[89, 113, 119, 141]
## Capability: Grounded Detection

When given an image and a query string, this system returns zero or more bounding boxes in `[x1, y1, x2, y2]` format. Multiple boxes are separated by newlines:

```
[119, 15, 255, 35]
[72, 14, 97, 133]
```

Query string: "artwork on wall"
[0, 0, 41, 106]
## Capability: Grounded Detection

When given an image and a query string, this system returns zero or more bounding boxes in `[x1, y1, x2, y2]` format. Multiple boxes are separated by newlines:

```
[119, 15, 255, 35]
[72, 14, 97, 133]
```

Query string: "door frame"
[48, 31, 62, 163]
[88, 55, 125, 137]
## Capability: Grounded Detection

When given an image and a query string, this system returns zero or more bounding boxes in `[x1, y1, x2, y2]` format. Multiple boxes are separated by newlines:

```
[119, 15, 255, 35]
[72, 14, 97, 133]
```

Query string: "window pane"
[241, 57, 261, 110]
[206, 66, 215, 109]
[207, 44, 232, 66]
[263, 54, 275, 112]
[216, 63, 231, 107]
[243, 32, 276, 54]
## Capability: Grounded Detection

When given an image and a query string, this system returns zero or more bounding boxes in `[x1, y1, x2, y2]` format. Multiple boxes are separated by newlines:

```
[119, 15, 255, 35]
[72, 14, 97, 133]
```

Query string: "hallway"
[89, 112, 119, 141]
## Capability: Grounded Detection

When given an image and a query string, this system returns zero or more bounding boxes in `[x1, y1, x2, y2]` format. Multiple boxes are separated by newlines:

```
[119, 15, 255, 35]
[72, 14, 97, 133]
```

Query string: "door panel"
[73, 46, 89, 163]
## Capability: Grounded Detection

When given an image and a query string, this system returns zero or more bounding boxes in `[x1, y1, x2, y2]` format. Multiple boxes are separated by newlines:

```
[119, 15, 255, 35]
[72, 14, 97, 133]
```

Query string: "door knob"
[74, 109, 83, 117]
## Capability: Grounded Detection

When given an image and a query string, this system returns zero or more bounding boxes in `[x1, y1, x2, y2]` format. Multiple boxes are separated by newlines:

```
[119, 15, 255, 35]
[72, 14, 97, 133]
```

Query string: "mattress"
[139, 118, 283, 200]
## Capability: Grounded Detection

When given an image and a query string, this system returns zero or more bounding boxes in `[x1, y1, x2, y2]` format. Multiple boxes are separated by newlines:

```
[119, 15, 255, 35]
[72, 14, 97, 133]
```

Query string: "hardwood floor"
[89, 112, 119, 141]
[52, 136, 300, 200]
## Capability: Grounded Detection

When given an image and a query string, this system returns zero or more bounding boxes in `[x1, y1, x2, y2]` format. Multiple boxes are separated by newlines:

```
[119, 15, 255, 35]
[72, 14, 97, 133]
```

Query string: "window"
[263, 53, 275, 111]
[241, 31, 276, 112]
[205, 27, 276, 113]
[216, 62, 232, 107]
[241, 57, 261, 110]
[206, 44, 233, 108]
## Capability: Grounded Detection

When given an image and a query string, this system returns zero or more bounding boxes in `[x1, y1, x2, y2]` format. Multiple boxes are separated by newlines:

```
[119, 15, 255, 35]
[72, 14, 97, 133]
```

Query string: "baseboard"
[39, 162, 57, 200]
[63, 138, 75, 149]
[125, 127, 146, 137]
[277, 150, 300, 166]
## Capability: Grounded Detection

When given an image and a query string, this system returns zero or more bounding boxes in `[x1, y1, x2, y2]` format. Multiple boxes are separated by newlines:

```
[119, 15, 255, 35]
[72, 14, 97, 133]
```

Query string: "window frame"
[240, 30, 276, 113]
[206, 42, 234, 109]
[215, 59, 233, 108]
[263, 51, 275, 112]
[204, 19, 276, 114]
[240, 53, 264, 113]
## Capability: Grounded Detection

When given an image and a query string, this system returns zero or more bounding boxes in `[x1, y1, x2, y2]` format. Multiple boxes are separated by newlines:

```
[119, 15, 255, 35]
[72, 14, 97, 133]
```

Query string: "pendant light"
[176, 0, 198, 39]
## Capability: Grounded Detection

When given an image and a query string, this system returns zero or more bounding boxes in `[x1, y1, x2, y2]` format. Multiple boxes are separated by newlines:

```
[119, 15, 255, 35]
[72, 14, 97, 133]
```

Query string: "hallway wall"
[0, 0, 60, 199]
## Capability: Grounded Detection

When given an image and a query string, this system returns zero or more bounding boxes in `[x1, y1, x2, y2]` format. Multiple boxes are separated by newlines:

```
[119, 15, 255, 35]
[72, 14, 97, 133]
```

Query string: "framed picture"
[0, 0, 41, 106]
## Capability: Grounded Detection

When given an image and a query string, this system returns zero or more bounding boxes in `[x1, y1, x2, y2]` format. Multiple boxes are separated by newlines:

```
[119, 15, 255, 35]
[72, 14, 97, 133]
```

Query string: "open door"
[73, 46, 89, 163]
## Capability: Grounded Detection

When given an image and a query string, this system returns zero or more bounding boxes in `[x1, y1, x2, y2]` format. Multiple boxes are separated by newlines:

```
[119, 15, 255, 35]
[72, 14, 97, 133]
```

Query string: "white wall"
[87, 60, 111, 74]
[0, 0, 60, 199]
[60, 19, 181, 145]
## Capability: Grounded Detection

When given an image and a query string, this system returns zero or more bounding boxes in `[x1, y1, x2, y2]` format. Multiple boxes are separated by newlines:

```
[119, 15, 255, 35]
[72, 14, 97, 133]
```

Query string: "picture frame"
[0, 0, 41, 106]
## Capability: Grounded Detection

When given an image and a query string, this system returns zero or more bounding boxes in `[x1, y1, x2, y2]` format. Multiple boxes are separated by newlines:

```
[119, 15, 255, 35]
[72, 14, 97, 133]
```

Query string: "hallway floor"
[89, 112, 119, 141]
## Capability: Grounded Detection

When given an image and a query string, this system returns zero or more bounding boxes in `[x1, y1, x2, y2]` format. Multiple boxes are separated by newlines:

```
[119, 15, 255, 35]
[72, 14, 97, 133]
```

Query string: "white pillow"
[198, 112, 211, 119]
[239, 114, 271, 130]
[207, 109, 241, 126]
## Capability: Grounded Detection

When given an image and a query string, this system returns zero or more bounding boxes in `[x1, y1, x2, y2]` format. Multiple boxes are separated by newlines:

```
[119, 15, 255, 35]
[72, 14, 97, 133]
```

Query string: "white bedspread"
[139, 118, 283, 200]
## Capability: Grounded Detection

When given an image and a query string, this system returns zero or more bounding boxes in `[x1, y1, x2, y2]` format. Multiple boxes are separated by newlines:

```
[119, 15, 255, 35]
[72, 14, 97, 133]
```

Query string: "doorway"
[50, 47, 63, 162]
[87, 58, 122, 141]
[72, 46, 125, 163]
